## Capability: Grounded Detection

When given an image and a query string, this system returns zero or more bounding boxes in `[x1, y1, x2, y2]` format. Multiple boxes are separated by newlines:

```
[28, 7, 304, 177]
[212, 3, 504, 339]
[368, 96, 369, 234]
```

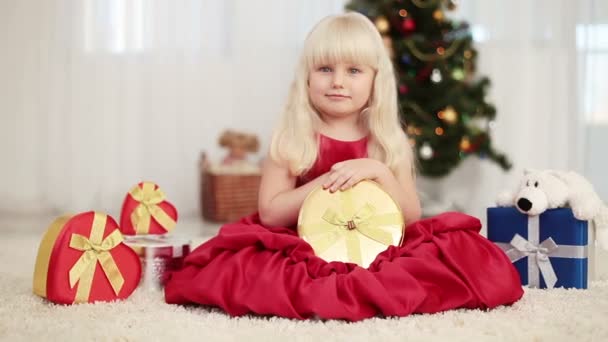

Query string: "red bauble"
[402, 18, 416, 32]
[416, 66, 433, 82]
[399, 84, 409, 94]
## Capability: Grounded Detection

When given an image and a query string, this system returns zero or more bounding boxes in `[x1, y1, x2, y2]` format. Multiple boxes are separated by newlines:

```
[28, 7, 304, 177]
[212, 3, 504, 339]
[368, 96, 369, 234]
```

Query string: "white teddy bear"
[496, 169, 608, 250]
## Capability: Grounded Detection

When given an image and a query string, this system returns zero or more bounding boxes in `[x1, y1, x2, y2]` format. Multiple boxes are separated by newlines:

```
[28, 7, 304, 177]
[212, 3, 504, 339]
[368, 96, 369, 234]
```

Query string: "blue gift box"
[487, 207, 589, 289]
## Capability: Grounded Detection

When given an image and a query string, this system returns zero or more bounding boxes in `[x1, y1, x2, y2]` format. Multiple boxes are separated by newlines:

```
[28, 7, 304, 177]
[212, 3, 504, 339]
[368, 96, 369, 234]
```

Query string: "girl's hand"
[322, 158, 388, 193]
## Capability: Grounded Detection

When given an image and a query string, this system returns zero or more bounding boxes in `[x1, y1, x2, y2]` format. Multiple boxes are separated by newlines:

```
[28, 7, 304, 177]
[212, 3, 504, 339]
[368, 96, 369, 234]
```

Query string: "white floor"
[2, 213, 608, 341]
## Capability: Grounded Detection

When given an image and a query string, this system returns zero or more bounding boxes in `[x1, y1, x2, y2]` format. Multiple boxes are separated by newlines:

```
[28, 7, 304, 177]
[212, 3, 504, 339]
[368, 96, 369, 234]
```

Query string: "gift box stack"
[119, 182, 191, 291]
[487, 207, 594, 289]
[33, 181, 191, 304]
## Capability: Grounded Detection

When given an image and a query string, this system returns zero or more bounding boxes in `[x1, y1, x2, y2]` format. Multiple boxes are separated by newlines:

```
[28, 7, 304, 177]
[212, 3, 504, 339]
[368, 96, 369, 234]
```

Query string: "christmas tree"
[347, 0, 511, 177]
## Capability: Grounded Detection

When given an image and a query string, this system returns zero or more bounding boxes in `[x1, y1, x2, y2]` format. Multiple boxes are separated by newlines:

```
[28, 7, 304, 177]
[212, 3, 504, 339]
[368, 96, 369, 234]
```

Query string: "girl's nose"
[331, 70, 344, 88]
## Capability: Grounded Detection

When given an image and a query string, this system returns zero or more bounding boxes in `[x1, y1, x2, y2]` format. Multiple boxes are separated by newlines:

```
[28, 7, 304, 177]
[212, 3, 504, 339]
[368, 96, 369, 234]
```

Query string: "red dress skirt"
[164, 135, 523, 321]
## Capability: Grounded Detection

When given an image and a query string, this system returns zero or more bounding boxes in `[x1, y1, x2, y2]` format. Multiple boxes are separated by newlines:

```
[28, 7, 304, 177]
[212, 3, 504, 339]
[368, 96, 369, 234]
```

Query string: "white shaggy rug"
[2, 217, 608, 342]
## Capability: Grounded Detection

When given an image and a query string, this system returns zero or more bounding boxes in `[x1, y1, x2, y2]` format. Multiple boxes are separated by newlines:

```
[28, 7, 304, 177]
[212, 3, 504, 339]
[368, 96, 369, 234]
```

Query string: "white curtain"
[0, 0, 347, 217]
[578, 1, 608, 201]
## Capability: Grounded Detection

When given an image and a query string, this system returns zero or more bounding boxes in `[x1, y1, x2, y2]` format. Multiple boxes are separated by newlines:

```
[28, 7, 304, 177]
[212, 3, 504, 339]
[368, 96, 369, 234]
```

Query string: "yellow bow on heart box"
[130, 182, 176, 234]
[68, 214, 125, 303]
[297, 180, 405, 268]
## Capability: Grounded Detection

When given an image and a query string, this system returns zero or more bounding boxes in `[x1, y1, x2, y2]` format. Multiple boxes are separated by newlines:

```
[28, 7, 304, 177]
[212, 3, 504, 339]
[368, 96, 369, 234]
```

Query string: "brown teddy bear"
[218, 130, 260, 165]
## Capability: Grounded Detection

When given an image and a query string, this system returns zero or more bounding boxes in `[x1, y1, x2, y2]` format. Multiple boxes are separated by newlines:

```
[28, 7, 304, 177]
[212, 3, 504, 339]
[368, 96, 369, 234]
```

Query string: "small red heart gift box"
[33, 212, 141, 304]
[119, 182, 178, 235]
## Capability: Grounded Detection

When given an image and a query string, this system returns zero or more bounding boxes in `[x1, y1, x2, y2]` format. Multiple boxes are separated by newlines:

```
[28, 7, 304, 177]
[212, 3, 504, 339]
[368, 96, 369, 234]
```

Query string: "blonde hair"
[270, 12, 414, 178]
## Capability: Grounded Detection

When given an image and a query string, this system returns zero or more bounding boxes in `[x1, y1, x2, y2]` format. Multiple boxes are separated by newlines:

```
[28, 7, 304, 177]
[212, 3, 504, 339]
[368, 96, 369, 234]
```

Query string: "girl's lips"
[326, 94, 350, 99]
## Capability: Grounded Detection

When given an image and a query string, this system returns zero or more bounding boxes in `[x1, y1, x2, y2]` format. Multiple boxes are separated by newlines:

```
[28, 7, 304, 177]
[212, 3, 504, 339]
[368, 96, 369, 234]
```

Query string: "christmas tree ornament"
[460, 136, 471, 151]
[399, 84, 409, 94]
[375, 16, 390, 34]
[489, 120, 497, 131]
[401, 53, 412, 65]
[436, 47, 446, 55]
[402, 18, 416, 32]
[399, 9, 408, 17]
[433, 10, 444, 21]
[442, 106, 458, 124]
[467, 117, 488, 133]
[419, 143, 433, 160]
[452, 68, 464, 80]
[416, 65, 433, 82]
[435, 127, 444, 136]
[431, 69, 442, 83]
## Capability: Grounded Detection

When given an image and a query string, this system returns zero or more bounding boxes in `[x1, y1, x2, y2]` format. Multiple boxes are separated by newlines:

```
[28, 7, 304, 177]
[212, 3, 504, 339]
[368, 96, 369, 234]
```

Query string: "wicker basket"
[200, 153, 261, 222]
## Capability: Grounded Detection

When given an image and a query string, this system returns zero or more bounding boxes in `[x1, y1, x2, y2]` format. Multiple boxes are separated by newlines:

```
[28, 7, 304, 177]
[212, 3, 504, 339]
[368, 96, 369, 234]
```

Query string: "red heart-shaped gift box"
[33, 212, 141, 304]
[120, 182, 178, 235]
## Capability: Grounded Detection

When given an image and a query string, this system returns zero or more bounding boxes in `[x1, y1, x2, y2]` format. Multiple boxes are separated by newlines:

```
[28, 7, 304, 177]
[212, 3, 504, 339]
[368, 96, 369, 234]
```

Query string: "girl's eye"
[349, 68, 361, 74]
[319, 66, 332, 72]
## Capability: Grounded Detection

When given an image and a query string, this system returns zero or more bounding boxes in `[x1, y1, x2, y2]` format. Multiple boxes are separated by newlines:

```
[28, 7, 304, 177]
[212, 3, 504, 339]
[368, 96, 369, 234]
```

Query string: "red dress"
[164, 134, 523, 321]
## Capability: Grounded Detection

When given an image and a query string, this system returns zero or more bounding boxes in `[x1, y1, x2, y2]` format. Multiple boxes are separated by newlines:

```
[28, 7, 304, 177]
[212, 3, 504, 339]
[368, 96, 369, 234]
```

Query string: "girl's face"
[308, 62, 374, 120]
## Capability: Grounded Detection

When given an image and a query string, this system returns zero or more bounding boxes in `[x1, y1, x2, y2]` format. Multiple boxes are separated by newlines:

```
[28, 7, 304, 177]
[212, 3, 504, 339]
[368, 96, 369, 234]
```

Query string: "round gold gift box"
[297, 180, 404, 268]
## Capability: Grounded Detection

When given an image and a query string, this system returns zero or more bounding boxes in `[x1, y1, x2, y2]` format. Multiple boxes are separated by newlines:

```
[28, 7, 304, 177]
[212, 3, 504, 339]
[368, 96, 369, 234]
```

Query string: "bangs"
[303, 15, 381, 70]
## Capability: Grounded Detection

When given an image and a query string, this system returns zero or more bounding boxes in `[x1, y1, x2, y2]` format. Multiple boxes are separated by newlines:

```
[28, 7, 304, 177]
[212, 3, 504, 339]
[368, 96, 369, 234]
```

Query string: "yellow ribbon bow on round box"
[297, 180, 405, 268]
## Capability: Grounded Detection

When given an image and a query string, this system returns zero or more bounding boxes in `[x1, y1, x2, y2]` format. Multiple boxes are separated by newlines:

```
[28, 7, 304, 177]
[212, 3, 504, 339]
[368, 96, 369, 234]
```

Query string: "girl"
[258, 11, 420, 228]
[165, 13, 523, 321]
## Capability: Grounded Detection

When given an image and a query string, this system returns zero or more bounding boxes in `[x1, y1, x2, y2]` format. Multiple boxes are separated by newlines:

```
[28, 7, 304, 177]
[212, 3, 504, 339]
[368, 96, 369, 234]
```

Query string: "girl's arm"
[258, 153, 328, 227]
[323, 158, 422, 225]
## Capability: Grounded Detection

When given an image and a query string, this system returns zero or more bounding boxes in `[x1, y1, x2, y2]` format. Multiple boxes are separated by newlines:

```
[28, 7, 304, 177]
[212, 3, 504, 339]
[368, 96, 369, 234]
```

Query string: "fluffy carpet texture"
[1, 223, 607, 341]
